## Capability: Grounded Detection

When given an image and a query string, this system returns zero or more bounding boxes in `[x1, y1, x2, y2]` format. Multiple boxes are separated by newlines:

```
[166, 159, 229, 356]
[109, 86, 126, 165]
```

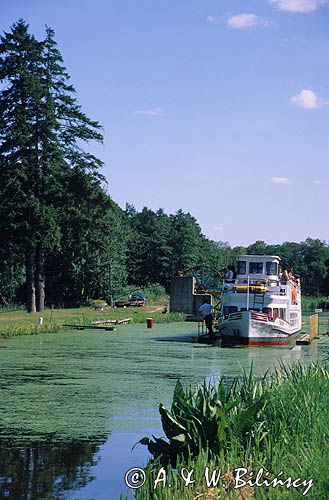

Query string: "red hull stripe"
[221, 336, 295, 347]
[248, 339, 292, 346]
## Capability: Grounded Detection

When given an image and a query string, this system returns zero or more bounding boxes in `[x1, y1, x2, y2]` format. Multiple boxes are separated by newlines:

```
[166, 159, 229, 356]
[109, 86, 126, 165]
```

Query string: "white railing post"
[247, 275, 250, 311]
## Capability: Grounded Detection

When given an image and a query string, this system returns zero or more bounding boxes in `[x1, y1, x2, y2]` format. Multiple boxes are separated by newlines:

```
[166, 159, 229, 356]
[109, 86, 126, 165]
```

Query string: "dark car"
[114, 292, 147, 307]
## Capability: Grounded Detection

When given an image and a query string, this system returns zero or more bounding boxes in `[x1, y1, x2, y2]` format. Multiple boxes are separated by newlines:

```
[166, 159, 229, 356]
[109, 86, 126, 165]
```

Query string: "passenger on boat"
[292, 287, 298, 304]
[281, 269, 289, 284]
[224, 267, 233, 280]
[225, 265, 236, 281]
[277, 267, 283, 286]
[199, 299, 214, 338]
[289, 267, 294, 282]
[282, 268, 298, 288]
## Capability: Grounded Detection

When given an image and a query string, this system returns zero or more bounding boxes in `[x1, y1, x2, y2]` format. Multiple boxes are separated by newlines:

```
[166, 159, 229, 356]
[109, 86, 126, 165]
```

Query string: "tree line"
[0, 21, 328, 311]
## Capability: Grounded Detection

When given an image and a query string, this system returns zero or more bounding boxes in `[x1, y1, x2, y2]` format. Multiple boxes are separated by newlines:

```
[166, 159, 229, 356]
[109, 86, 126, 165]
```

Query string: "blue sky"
[2, 0, 329, 246]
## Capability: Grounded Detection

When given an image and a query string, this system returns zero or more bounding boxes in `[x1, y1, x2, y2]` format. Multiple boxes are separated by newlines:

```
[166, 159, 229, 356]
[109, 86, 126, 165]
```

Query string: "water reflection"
[0, 439, 104, 499]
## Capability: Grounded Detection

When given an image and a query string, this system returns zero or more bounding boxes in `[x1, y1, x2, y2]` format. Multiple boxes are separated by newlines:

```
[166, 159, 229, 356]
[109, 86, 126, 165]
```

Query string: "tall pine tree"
[0, 21, 105, 311]
[0, 21, 42, 311]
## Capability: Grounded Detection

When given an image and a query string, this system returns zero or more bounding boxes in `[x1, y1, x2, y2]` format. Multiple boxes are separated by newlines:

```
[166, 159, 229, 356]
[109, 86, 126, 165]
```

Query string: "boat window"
[229, 306, 238, 313]
[266, 262, 278, 275]
[249, 262, 263, 274]
[273, 308, 278, 320]
[237, 261, 246, 274]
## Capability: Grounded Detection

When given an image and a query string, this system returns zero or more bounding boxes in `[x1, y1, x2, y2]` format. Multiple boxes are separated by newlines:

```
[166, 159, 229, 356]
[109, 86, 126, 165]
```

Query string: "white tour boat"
[218, 255, 301, 346]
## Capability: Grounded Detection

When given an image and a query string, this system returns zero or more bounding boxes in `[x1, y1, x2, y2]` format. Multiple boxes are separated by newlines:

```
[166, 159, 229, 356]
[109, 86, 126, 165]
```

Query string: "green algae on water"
[0, 331, 114, 445]
[0, 318, 328, 447]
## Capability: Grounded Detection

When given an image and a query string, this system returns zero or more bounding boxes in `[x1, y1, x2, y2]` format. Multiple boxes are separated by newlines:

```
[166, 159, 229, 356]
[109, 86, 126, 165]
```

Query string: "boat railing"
[234, 277, 278, 286]
[222, 279, 295, 302]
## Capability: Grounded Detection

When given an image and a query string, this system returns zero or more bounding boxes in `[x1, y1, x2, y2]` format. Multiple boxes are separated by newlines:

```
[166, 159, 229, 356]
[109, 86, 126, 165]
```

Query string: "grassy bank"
[132, 363, 329, 499]
[1, 292, 328, 339]
[302, 295, 329, 312]
[0, 306, 184, 338]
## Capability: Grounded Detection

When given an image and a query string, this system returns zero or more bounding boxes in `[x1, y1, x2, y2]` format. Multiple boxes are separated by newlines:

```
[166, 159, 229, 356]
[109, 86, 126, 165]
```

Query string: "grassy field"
[132, 363, 329, 499]
[0, 305, 184, 338]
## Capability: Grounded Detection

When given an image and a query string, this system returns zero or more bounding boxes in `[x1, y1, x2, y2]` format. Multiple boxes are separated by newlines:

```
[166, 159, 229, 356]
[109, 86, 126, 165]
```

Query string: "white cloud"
[214, 225, 224, 232]
[206, 15, 216, 24]
[313, 180, 329, 185]
[268, 0, 329, 13]
[227, 13, 270, 29]
[290, 89, 327, 109]
[135, 108, 167, 117]
[271, 177, 293, 185]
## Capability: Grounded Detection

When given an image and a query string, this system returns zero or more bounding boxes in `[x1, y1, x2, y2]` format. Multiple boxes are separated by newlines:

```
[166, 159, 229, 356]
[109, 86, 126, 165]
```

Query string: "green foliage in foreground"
[134, 363, 329, 499]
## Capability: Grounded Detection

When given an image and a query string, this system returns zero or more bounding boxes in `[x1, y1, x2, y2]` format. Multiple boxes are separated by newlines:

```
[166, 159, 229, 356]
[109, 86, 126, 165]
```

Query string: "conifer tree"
[0, 20, 42, 311]
[0, 20, 105, 311]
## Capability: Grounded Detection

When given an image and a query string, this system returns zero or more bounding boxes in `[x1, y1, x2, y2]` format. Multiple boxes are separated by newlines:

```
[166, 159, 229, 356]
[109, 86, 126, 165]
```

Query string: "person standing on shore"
[199, 298, 214, 338]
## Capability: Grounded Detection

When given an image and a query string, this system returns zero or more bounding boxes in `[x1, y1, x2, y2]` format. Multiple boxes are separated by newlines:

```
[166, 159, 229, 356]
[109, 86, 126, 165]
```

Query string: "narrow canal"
[0, 316, 328, 499]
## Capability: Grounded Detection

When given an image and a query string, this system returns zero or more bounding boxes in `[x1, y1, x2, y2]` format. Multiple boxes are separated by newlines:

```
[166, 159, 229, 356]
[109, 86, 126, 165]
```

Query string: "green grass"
[133, 362, 329, 499]
[0, 305, 184, 338]
[302, 295, 329, 312]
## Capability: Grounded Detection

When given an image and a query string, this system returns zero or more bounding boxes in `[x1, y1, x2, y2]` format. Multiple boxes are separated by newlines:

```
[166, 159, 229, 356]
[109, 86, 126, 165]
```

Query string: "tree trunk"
[35, 245, 45, 312]
[0, 293, 9, 306]
[26, 248, 36, 312]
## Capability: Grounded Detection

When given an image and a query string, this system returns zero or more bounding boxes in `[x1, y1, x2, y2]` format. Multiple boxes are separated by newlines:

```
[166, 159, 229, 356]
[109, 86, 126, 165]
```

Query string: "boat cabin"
[235, 255, 280, 283]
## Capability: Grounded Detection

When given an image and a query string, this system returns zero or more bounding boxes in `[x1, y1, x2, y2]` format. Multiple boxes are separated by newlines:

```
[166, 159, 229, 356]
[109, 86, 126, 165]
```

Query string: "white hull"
[218, 310, 300, 346]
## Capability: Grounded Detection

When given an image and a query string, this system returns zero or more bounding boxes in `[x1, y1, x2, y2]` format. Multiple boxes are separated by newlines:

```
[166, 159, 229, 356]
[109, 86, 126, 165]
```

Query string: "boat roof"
[237, 255, 281, 261]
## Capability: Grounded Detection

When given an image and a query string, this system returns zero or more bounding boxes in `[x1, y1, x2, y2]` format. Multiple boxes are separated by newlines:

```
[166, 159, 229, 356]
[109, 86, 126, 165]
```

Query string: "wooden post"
[309, 314, 319, 341]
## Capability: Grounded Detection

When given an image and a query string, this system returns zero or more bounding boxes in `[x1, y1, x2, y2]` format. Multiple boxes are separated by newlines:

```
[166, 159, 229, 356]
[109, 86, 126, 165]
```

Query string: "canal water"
[0, 315, 328, 499]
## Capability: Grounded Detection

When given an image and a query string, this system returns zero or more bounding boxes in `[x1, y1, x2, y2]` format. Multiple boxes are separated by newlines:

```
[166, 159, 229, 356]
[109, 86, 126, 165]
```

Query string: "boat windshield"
[237, 261, 246, 274]
[266, 262, 278, 275]
[249, 262, 263, 274]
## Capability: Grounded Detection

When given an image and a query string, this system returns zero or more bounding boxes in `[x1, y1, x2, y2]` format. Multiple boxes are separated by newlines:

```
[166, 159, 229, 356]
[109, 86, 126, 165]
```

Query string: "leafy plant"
[137, 375, 267, 466]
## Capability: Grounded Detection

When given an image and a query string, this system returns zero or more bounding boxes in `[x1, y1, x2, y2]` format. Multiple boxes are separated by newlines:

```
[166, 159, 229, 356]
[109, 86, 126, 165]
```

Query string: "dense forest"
[0, 21, 328, 311]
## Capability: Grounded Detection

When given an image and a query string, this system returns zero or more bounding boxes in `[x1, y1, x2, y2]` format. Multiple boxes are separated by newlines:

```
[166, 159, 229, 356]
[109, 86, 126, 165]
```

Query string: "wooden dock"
[92, 318, 131, 326]
[63, 324, 116, 331]
[296, 314, 319, 345]
[296, 333, 311, 345]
